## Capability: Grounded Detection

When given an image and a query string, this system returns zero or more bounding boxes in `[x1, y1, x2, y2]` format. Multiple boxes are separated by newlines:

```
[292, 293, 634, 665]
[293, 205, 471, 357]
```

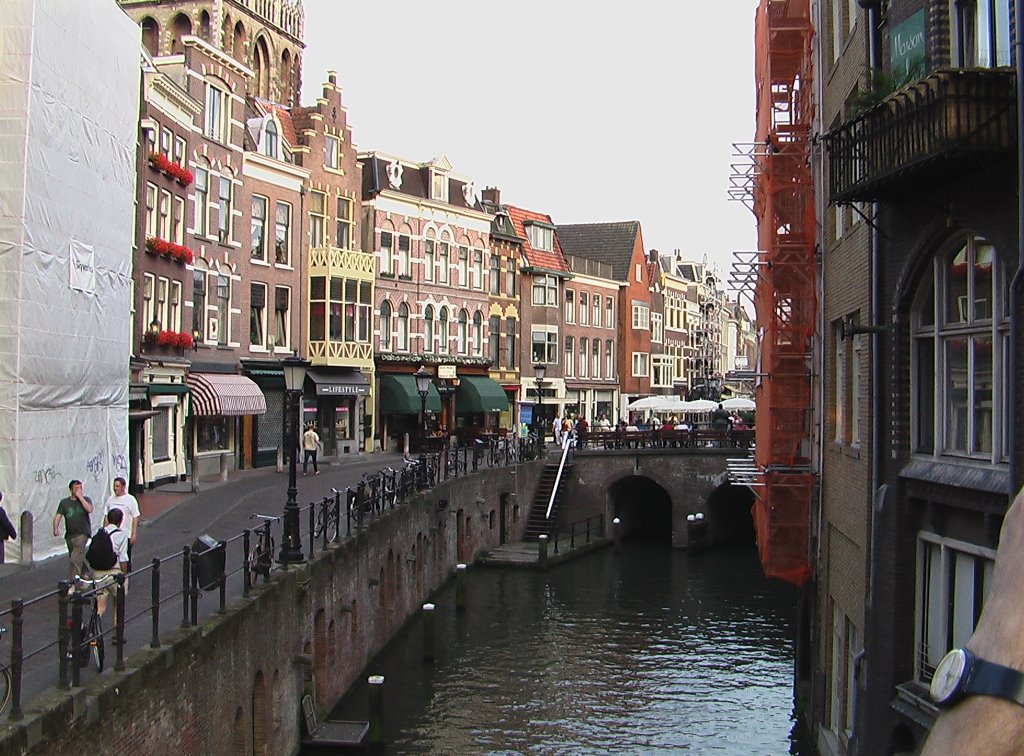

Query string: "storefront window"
[152, 407, 171, 461]
[336, 404, 353, 440]
[196, 416, 230, 452]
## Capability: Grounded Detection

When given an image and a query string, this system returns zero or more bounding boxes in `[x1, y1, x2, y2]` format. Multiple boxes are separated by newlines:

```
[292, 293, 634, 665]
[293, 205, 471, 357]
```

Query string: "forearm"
[52, 515, 61, 536]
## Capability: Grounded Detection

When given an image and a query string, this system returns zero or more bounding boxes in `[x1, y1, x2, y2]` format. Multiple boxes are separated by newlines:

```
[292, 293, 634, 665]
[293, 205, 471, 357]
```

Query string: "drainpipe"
[813, 0, 827, 570]
[1009, 0, 1024, 498]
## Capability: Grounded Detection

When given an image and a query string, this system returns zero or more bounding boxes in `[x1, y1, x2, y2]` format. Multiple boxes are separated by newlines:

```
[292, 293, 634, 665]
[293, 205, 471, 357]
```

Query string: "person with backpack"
[53, 479, 94, 580]
[85, 507, 129, 622]
[103, 477, 140, 571]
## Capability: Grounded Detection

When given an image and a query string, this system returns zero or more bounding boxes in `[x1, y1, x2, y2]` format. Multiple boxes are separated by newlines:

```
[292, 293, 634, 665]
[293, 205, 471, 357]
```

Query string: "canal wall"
[0, 463, 539, 756]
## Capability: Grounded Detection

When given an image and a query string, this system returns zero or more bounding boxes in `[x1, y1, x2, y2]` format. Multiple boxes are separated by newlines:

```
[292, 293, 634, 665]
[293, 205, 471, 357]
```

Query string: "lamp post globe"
[414, 365, 431, 434]
[279, 352, 310, 565]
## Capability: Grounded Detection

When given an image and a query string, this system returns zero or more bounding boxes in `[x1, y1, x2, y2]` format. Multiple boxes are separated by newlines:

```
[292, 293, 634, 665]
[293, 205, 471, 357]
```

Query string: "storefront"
[377, 372, 441, 452]
[129, 360, 190, 491]
[241, 362, 285, 469]
[453, 374, 509, 438]
[304, 368, 371, 456]
[186, 371, 267, 476]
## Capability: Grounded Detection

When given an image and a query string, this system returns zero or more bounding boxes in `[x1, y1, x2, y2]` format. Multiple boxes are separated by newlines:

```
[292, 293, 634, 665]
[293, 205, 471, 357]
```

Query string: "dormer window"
[431, 171, 448, 202]
[527, 224, 553, 252]
[262, 118, 278, 158]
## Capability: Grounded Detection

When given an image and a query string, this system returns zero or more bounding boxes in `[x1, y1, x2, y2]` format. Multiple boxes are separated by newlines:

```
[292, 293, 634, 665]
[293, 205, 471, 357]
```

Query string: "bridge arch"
[704, 482, 756, 547]
[607, 474, 673, 545]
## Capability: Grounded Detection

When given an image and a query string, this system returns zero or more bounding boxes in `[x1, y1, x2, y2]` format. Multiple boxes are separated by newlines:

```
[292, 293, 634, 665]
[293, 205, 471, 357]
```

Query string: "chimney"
[649, 248, 659, 262]
[327, 70, 337, 85]
[481, 186, 501, 206]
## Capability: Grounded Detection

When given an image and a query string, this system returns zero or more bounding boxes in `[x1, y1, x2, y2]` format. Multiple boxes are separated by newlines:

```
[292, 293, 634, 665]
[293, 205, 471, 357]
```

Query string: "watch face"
[931, 649, 968, 704]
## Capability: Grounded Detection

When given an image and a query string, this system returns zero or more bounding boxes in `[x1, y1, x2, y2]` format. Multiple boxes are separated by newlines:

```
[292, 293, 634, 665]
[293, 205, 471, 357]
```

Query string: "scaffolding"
[748, 0, 816, 587]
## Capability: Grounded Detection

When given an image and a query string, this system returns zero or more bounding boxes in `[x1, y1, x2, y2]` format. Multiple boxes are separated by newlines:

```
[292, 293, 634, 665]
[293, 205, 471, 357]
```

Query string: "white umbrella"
[721, 397, 756, 411]
[652, 396, 684, 412]
[679, 399, 719, 413]
[625, 396, 663, 410]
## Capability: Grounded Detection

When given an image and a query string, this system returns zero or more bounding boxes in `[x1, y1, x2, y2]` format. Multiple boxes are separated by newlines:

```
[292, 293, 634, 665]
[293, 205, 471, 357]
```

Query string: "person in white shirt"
[302, 424, 323, 475]
[91, 507, 130, 622]
[104, 477, 141, 570]
[551, 415, 562, 446]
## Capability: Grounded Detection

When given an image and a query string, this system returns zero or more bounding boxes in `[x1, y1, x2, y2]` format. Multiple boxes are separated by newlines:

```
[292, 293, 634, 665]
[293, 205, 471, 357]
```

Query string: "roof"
[359, 153, 481, 212]
[506, 205, 568, 272]
[555, 221, 641, 281]
[250, 97, 298, 146]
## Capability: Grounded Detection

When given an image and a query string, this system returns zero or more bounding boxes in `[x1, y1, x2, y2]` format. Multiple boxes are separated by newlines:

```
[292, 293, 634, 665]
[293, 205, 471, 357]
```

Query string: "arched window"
[457, 309, 468, 354]
[171, 13, 192, 54]
[472, 311, 483, 356]
[380, 300, 392, 352]
[141, 17, 160, 56]
[232, 21, 246, 62]
[253, 36, 271, 100]
[262, 119, 278, 158]
[489, 316, 500, 363]
[912, 234, 1009, 460]
[423, 305, 434, 353]
[438, 307, 449, 354]
[593, 337, 601, 378]
[397, 303, 409, 351]
[580, 337, 589, 377]
[198, 10, 211, 42]
[606, 340, 614, 378]
[281, 49, 294, 106]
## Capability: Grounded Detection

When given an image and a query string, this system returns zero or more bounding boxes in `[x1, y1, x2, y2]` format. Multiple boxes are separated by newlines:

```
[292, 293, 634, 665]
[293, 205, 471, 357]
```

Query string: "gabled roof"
[506, 205, 569, 273]
[249, 96, 297, 146]
[555, 221, 641, 281]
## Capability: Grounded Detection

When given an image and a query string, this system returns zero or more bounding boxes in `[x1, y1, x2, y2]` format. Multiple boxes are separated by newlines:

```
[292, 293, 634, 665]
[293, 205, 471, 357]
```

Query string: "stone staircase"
[524, 461, 572, 540]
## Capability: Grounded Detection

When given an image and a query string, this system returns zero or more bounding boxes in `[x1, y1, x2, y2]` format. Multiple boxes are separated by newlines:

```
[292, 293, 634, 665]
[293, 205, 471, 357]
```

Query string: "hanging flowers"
[145, 237, 194, 266]
[147, 153, 195, 187]
[145, 328, 195, 351]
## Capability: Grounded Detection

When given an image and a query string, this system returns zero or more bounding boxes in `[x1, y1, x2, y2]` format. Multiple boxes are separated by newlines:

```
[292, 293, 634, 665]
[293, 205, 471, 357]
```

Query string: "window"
[580, 293, 589, 325]
[916, 534, 995, 685]
[336, 197, 353, 250]
[831, 0, 843, 61]
[472, 312, 483, 356]
[580, 338, 588, 377]
[532, 274, 558, 307]
[144, 127, 156, 156]
[172, 197, 185, 244]
[635, 263, 642, 282]
[160, 127, 171, 157]
[473, 250, 483, 290]
[397, 235, 411, 277]
[489, 315, 501, 364]
[438, 241, 450, 284]
[159, 190, 171, 238]
[632, 352, 649, 377]
[912, 235, 1007, 459]
[262, 119, 278, 158]
[272, 286, 288, 348]
[310, 190, 326, 248]
[592, 295, 600, 327]
[606, 296, 614, 328]
[527, 224, 552, 252]
[424, 306, 434, 353]
[196, 416, 230, 452]
[593, 339, 601, 378]
[438, 307, 449, 353]
[173, 136, 185, 166]
[505, 317, 516, 369]
[205, 82, 228, 142]
[565, 290, 576, 323]
[490, 255, 501, 294]
[606, 340, 614, 377]
[851, 334, 861, 444]
[251, 196, 268, 261]
[397, 303, 409, 351]
[424, 239, 435, 282]
[328, 277, 342, 340]
[309, 276, 326, 342]
[142, 274, 155, 328]
[217, 175, 232, 244]
[250, 282, 267, 347]
[506, 259, 516, 297]
[531, 329, 557, 364]
[652, 355, 674, 387]
[155, 277, 169, 328]
[956, 0, 1011, 67]
[458, 247, 468, 286]
[152, 406, 171, 461]
[324, 134, 339, 169]
[565, 336, 575, 378]
[169, 280, 181, 330]
[652, 313, 664, 343]
[380, 231, 394, 275]
[457, 310, 468, 354]
[192, 270, 206, 336]
[145, 184, 158, 237]
[343, 279, 372, 344]
[380, 300, 393, 352]
[431, 171, 447, 202]
[275, 201, 291, 265]
[632, 304, 650, 330]
[193, 167, 208, 237]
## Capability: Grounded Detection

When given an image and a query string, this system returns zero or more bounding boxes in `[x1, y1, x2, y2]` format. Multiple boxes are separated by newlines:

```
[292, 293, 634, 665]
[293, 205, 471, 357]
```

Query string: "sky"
[300, 1, 760, 281]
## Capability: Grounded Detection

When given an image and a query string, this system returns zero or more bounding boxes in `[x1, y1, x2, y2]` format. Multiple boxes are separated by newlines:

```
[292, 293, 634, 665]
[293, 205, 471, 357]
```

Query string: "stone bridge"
[558, 447, 756, 549]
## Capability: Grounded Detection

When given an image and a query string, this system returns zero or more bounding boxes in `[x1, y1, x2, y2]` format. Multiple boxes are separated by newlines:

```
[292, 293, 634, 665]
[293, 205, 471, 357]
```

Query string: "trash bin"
[192, 534, 225, 590]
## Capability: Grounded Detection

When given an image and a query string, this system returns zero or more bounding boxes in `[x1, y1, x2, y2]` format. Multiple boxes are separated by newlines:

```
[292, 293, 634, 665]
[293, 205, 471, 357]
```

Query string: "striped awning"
[186, 373, 267, 417]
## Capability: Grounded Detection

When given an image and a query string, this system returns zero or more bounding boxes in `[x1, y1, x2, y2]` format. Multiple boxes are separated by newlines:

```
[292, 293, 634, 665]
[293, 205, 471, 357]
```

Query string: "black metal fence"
[0, 436, 541, 721]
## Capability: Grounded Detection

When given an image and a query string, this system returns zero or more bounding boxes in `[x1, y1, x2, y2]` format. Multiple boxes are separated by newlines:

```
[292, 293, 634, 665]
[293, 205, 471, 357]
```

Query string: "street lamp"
[278, 351, 310, 565]
[414, 365, 431, 434]
[533, 363, 546, 445]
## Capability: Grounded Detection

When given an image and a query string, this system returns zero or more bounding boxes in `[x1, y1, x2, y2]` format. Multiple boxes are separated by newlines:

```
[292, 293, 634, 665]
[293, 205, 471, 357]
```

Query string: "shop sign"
[317, 383, 369, 396]
[437, 365, 457, 379]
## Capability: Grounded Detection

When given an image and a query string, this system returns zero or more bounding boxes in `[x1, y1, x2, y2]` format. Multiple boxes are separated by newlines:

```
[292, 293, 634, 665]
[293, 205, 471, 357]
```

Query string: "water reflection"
[327, 543, 809, 755]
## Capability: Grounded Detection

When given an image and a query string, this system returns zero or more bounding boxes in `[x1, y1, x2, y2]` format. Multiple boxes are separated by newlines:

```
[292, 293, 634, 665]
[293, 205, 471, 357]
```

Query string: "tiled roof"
[250, 96, 297, 146]
[506, 205, 569, 272]
[556, 221, 641, 281]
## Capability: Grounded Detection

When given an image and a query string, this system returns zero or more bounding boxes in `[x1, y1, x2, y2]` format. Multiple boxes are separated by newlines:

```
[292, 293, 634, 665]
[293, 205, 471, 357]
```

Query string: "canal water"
[328, 543, 809, 755]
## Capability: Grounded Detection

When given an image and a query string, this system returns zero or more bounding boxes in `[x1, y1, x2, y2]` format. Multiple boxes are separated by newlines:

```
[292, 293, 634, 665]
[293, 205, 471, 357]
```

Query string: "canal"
[327, 540, 810, 754]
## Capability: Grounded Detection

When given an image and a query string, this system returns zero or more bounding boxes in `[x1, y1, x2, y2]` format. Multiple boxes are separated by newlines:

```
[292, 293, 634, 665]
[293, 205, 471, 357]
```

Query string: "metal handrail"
[545, 434, 576, 520]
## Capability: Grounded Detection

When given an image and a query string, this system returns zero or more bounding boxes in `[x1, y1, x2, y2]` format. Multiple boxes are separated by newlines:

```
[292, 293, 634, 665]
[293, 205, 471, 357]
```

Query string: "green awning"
[147, 383, 190, 396]
[379, 374, 441, 414]
[455, 376, 509, 413]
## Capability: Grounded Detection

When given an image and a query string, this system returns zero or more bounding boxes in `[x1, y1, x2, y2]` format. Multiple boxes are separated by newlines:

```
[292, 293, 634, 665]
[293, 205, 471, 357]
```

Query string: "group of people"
[550, 414, 595, 445]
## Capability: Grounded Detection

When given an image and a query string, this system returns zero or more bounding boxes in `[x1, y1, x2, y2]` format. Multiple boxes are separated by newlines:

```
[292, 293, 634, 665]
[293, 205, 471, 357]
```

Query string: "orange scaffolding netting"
[751, 0, 816, 587]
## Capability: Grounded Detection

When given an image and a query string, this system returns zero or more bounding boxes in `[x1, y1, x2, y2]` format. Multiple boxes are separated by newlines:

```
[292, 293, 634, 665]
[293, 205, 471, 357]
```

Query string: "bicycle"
[248, 514, 277, 582]
[0, 627, 10, 717]
[68, 575, 114, 673]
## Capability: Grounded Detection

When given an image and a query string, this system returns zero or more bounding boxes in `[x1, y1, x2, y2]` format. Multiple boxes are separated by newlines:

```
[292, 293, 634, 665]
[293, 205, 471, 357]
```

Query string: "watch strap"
[966, 657, 1024, 705]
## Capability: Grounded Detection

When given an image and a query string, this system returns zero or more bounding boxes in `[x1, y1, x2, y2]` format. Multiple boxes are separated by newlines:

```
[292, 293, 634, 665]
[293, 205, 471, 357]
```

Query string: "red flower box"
[176, 331, 194, 348]
[145, 237, 194, 265]
[156, 330, 177, 347]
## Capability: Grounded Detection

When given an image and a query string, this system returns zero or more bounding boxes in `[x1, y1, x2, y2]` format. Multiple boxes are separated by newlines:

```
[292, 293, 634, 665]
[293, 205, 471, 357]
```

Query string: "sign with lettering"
[437, 365, 457, 379]
[69, 239, 96, 293]
[316, 383, 368, 396]
[891, 11, 926, 81]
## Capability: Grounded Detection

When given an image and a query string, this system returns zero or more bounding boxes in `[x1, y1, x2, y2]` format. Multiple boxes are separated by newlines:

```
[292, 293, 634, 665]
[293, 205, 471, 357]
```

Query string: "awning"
[186, 373, 267, 416]
[455, 376, 509, 413]
[379, 374, 441, 414]
[147, 383, 190, 396]
[307, 368, 370, 396]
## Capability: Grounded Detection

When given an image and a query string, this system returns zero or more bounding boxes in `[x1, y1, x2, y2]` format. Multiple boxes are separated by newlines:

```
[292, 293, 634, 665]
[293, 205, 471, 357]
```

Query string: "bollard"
[368, 675, 385, 744]
[538, 534, 549, 571]
[403, 432, 410, 457]
[422, 603, 435, 662]
[612, 517, 622, 554]
[455, 564, 467, 612]
[219, 451, 230, 482]
[191, 455, 201, 493]
[276, 444, 284, 473]
[19, 511, 33, 564]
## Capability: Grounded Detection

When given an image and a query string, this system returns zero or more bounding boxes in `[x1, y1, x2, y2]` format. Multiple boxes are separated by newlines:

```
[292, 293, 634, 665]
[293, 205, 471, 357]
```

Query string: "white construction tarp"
[0, 0, 140, 562]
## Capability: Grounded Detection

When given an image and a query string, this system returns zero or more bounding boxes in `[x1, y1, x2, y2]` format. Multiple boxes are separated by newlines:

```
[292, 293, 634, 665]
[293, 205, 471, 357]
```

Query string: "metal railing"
[550, 515, 606, 555]
[0, 438, 534, 720]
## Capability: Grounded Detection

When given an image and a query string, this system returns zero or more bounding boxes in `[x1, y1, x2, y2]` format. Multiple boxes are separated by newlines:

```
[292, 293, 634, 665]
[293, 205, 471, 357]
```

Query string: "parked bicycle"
[248, 514, 277, 582]
[68, 575, 114, 673]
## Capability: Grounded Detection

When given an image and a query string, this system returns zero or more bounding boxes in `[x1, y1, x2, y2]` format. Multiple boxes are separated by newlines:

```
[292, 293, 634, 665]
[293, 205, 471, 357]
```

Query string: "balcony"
[826, 68, 1016, 203]
[307, 246, 375, 369]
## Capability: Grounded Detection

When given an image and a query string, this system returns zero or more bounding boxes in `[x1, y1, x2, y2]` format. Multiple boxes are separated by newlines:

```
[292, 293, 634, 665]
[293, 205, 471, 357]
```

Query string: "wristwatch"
[930, 648, 1024, 707]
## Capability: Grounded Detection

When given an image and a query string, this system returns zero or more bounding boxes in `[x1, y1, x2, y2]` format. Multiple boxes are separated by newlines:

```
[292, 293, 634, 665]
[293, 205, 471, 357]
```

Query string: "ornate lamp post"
[278, 352, 310, 565]
[533, 363, 547, 445]
[414, 365, 431, 434]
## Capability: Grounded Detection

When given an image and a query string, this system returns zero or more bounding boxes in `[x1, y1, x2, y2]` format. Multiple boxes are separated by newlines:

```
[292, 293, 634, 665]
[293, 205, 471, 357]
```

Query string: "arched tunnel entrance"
[705, 483, 756, 547]
[609, 475, 672, 544]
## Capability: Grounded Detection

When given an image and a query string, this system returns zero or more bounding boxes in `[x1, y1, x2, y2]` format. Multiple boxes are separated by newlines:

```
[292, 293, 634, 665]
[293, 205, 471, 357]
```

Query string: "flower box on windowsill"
[145, 237, 195, 266]
[379, 272, 396, 279]
[143, 329, 194, 352]
[398, 274, 413, 281]
[147, 153, 194, 187]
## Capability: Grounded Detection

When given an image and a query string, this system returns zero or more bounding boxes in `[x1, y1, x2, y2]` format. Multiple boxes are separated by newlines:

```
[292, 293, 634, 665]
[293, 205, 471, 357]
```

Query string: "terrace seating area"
[577, 428, 755, 450]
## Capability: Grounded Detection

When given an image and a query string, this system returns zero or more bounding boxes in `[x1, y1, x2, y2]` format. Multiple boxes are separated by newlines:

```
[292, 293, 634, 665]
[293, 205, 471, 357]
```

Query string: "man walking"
[53, 479, 94, 579]
[302, 423, 322, 476]
[104, 477, 140, 571]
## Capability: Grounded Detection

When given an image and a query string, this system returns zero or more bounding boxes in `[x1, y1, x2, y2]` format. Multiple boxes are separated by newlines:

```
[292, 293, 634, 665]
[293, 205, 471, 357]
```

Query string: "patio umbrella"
[721, 397, 756, 411]
[625, 396, 663, 410]
[679, 399, 719, 413]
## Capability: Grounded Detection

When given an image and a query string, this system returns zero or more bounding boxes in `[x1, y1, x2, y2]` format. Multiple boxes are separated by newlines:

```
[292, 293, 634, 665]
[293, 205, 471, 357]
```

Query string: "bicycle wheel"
[88, 614, 104, 673]
[0, 667, 11, 717]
